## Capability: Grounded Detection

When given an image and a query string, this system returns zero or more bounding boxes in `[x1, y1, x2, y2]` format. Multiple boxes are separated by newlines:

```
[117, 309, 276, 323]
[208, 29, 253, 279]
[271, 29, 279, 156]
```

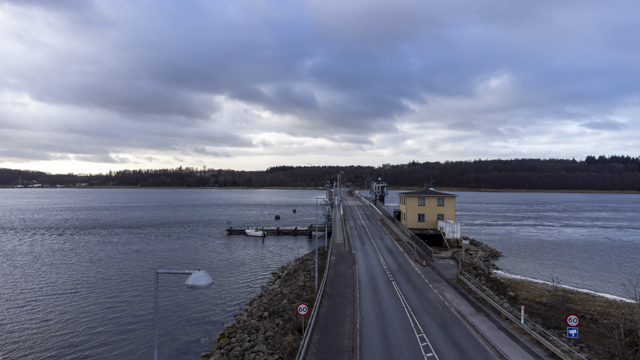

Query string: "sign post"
[461, 240, 469, 262]
[566, 313, 580, 342]
[297, 303, 309, 334]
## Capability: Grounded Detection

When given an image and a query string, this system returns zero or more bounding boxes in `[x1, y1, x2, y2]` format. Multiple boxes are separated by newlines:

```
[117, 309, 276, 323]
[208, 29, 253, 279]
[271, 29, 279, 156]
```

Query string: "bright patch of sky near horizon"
[0, 0, 639, 174]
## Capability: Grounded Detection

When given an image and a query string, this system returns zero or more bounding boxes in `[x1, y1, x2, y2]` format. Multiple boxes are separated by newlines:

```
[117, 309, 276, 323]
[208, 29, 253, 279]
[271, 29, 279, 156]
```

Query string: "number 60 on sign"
[566, 314, 580, 327]
[297, 303, 309, 317]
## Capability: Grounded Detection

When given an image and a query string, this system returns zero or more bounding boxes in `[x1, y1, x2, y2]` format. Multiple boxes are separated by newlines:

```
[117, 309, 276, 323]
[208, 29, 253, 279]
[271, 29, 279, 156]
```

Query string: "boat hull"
[245, 229, 265, 237]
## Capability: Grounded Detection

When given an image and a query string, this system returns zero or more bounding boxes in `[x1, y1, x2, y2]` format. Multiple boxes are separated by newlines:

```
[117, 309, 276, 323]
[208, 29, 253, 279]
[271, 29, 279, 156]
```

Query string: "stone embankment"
[201, 248, 327, 360]
[460, 238, 502, 276]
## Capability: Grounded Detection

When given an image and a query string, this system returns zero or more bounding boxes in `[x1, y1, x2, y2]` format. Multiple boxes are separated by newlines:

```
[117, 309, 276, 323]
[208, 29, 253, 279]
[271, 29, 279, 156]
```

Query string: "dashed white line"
[355, 210, 439, 360]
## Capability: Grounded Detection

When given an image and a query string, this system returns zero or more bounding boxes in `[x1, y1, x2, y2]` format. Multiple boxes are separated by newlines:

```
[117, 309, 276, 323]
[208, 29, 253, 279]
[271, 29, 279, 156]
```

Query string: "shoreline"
[203, 248, 327, 360]
[2, 185, 638, 194]
[493, 270, 634, 303]
[462, 240, 639, 359]
[387, 186, 640, 194]
[0, 186, 326, 190]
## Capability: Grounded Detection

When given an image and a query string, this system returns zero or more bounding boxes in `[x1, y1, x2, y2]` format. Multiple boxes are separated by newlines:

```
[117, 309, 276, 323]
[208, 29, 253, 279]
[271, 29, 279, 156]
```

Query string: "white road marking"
[355, 209, 439, 360]
[375, 209, 501, 359]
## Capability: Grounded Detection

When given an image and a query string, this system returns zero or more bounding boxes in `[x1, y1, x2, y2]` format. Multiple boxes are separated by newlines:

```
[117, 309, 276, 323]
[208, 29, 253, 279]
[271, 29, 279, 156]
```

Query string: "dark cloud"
[581, 119, 626, 130]
[1, 0, 639, 169]
[0, 149, 58, 161]
[74, 154, 129, 163]
[328, 135, 374, 145]
[7, 0, 640, 125]
[0, 0, 95, 12]
[192, 146, 233, 158]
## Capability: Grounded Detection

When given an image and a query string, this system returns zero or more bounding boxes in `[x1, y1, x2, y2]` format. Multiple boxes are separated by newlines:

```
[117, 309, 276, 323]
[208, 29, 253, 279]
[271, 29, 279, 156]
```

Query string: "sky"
[1, 0, 639, 174]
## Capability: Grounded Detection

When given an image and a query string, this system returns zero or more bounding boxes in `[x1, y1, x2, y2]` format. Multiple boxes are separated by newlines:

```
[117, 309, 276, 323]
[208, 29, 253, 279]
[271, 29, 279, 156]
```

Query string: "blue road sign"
[567, 327, 579, 338]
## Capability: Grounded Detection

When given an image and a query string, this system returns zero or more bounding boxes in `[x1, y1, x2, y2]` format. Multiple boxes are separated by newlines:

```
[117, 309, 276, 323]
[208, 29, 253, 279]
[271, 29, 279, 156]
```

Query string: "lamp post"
[154, 269, 213, 360]
[338, 171, 345, 203]
[315, 197, 326, 293]
[325, 204, 328, 249]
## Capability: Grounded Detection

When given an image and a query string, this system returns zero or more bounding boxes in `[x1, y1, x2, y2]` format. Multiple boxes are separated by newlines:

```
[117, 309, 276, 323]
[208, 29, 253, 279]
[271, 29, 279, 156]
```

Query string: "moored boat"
[245, 229, 266, 237]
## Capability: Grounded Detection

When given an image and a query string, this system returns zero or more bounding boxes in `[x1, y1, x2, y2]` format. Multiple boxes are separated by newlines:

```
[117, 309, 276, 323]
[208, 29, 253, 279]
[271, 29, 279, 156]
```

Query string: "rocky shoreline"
[202, 248, 327, 360]
[461, 239, 639, 360]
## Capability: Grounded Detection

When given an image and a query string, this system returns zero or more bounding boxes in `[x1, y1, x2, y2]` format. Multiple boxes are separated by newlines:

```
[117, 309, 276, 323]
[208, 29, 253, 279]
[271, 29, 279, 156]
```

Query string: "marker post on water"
[521, 306, 524, 325]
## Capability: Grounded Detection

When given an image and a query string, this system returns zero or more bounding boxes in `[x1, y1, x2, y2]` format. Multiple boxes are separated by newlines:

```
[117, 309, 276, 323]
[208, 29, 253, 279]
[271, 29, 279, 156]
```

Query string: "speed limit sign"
[297, 303, 309, 317]
[566, 313, 580, 327]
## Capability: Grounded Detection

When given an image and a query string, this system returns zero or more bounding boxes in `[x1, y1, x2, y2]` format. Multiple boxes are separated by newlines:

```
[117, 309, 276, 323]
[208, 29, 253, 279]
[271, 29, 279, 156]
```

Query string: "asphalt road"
[341, 193, 497, 360]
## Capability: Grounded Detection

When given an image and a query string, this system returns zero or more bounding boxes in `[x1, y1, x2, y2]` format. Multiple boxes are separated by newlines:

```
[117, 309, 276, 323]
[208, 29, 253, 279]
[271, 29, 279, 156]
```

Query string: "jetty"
[226, 225, 331, 238]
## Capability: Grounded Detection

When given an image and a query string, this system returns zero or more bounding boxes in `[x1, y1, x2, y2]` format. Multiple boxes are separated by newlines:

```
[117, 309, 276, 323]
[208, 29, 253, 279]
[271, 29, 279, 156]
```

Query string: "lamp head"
[185, 270, 213, 289]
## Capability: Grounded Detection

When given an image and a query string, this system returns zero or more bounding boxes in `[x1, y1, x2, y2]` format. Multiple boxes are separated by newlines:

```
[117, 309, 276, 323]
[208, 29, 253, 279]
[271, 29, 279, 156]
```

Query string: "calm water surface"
[3, 189, 639, 359]
[0, 189, 321, 360]
[386, 191, 640, 298]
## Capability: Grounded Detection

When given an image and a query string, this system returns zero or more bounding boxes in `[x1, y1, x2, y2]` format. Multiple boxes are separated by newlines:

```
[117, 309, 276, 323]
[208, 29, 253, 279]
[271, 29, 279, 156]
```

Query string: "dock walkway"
[225, 225, 330, 237]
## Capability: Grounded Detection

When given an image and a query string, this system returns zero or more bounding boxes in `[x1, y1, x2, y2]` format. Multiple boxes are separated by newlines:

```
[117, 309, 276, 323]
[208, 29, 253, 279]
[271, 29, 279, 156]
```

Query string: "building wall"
[399, 195, 456, 229]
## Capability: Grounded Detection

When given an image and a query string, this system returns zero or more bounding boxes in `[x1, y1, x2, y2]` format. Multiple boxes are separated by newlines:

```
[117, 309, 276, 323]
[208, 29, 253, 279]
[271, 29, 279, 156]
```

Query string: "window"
[437, 214, 444, 221]
[418, 197, 425, 206]
[418, 214, 425, 222]
[437, 198, 444, 206]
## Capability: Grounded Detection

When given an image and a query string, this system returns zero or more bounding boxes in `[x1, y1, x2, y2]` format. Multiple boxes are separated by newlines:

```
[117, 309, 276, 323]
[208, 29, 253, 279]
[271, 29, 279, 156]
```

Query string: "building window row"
[418, 197, 425, 206]
[418, 214, 425, 222]
[437, 198, 444, 206]
[437, 214, 444, 221]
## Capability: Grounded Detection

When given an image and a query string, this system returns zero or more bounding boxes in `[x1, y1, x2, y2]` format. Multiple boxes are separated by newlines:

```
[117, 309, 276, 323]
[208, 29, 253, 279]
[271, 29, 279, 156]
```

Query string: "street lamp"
[154, 269, 213, 360]
[315, 197, 327, 293]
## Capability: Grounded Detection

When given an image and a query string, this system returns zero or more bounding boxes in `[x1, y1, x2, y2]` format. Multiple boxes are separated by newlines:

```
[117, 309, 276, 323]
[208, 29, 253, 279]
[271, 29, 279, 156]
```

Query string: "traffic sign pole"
[566, 313, 580, 343]
[297, 303, 309, 334]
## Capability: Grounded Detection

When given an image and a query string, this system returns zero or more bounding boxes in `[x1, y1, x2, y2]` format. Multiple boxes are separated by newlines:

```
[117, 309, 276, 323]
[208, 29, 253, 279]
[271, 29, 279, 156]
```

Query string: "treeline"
[2, 155, 639, 191]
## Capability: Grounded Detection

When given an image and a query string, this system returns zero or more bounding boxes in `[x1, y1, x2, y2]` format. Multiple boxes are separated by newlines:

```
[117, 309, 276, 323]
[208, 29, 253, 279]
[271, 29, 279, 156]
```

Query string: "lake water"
[0, 189, 320, 360]
[2, 189, 639, 359]
[385, 191, 640, 299]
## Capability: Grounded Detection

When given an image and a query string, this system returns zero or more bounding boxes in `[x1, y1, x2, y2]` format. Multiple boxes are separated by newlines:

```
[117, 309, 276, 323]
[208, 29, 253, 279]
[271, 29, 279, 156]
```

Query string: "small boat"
[245, 229, 266, 237]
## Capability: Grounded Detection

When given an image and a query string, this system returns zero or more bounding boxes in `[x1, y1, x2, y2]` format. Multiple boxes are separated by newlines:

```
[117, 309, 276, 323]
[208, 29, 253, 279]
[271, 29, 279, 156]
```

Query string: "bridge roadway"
[341, 193, 497, 360]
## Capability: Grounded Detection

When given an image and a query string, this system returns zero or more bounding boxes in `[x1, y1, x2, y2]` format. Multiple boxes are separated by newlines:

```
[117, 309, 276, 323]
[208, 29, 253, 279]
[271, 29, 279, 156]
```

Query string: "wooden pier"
[226, 225, 331, 238]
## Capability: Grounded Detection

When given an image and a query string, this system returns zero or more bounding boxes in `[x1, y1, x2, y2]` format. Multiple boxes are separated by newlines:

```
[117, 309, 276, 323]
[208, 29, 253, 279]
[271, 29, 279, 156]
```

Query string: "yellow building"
[398, 189, 457, 231]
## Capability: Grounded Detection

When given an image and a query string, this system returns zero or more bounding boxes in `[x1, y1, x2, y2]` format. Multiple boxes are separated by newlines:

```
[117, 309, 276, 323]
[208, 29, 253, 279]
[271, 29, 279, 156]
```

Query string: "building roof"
[399, 189, 457, 197]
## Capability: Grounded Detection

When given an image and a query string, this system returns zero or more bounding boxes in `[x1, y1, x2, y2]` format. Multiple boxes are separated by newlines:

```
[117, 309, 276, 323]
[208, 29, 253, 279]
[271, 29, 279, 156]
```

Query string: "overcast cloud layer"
[1, 0, 639, 173]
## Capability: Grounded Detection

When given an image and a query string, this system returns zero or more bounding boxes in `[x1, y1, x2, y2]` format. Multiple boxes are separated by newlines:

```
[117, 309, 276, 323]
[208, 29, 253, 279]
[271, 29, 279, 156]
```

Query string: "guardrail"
[453, 256, 587, 360]
[355, 193, 434, 261]
[341, 205, 351, 253]
[295, 207, 337, 359]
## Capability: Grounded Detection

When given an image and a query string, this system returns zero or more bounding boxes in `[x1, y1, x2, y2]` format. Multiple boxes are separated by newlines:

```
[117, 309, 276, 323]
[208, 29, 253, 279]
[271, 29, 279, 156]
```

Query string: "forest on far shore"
[1, 155, 639, 191]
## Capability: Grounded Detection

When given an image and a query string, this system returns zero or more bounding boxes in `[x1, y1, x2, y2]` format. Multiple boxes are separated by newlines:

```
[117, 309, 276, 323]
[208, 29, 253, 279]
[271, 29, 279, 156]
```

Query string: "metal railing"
[355, 193, 434, 260]
[295, 206, 339, 359]
[453, 257, 587, 360]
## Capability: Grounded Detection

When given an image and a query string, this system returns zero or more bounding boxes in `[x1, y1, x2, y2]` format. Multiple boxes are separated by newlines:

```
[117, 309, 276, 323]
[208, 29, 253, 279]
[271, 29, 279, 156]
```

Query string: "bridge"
[301, 188, 553, 360]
